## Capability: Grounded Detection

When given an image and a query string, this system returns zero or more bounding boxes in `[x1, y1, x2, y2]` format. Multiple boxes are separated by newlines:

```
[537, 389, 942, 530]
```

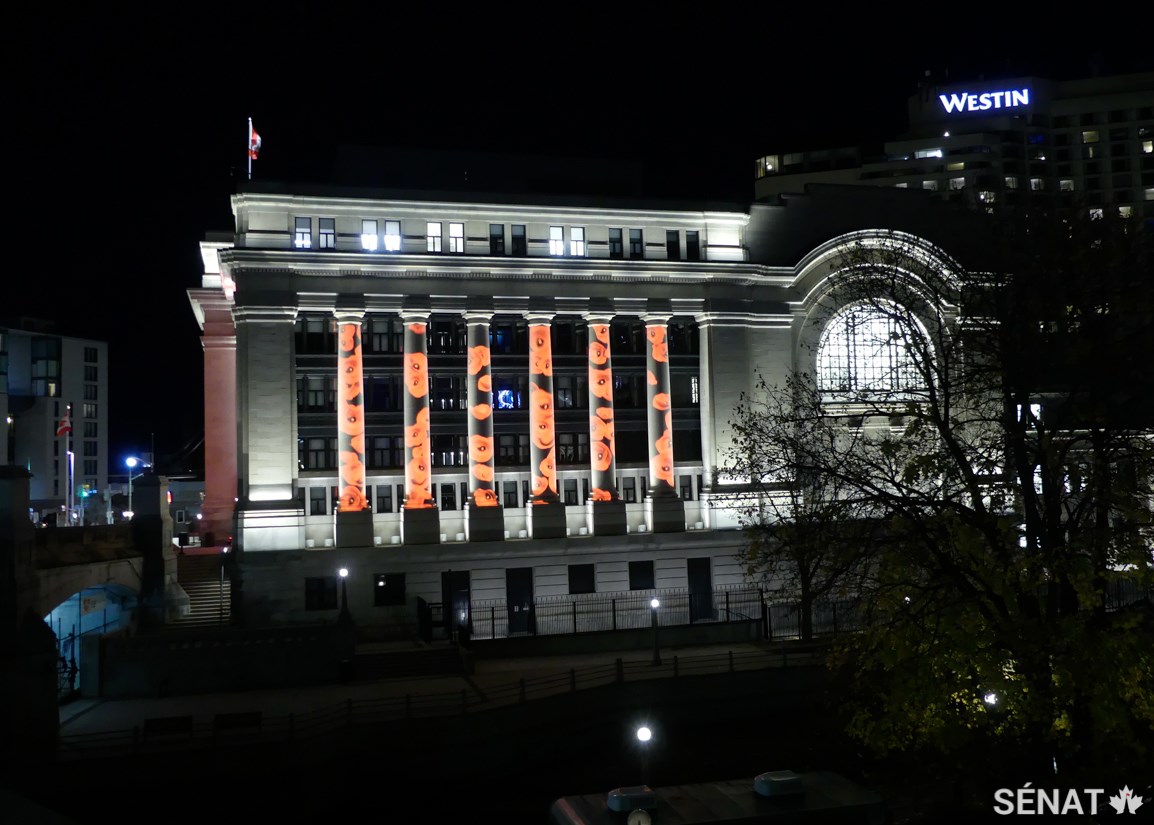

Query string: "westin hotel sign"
[939, 87, 1030, 114]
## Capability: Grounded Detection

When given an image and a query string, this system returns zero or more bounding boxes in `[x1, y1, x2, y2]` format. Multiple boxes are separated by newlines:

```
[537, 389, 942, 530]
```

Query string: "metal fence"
[765, 598, 861, 641]
[469, 585, 763, 640]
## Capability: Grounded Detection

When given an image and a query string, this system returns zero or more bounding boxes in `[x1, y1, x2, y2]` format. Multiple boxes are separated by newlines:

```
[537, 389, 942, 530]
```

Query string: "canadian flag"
[56, 413, 72, 437]
[249, 124, 262, 160]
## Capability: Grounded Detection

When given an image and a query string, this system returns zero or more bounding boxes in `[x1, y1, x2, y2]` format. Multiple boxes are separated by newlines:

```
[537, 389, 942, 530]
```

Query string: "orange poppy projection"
[592, 441, 614, 472]
[471, 403, 492, 420]
[592, 323, 609, 345]
[588, 340, 608, 366]
[337, 322, 367, 511]
[590, 415, 613, 444]
[340, 485, 367, 511]
[405, 408, 429, 450]
[652, 392, 671, 411]
[530, 383, 555, 450]
[477, 374, 491, 393]
[473, 488, 498, 507]
[467, 345, 491, 375]
[590, 487, 613, 501]
[469, 434, 494, 464]
[647, 326, 669, 362]
[405, 352, 429, 397]
[471, 463, 494, 482]
[590, 368, 613, 400]
[529, 325, 552, 376]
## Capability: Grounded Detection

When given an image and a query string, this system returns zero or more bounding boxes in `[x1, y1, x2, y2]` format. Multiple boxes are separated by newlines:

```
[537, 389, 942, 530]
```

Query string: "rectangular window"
[309, 487, 326, 516]
[628, 229, 643, 259]
[549, 226, 565, 256]
[84, 346, 98, 363]
[622, 476, 636, 503]
[923, 180, 939, 191]
[83, 403, 97, 419]
[441, 482, 456, 511]
[1004, 176, 1019, 189]
[294, 217, 312, 249]
[628, 560, 655, 591]
[679, 475, 693, 501]
[489, 224, 505, 255]
[665, 230, 680, 260]
[84, 365, 97, 381]
[304, 577, 338, 610]
[83, 440, 97, 457]
[1082, 130, 1099, 144]
[563, 478, 578, 505]
[83, 421, 97, 438]
[569, 227, 585, 257]
[511, 224, 527, 256]
[1030, 178, 1045, 191]
[374, 573, 406, 606]
[319, 218, 336, 249]
[83, 384, 97, 401]
[608, 228, 623, 258]
[449, 222, 464, 253]
[568, 564, 595, 595]
[426, 222, 442, 253]
[685, 230, 700, 261]
[384, 220, 401, 252]
[84, 460, 97, 476]
[376, 483, 393, 513]
[503, 480, 519, 509]
[361, 219, 379, 251]
[949, 177, 965, 190]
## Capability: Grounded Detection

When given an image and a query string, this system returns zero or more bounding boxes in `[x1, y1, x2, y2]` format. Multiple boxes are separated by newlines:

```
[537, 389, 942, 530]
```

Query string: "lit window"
[608, 228, 623, 258]
[923, 180, 938, 191]
[629, 229, 643, 259]
[915, 148, 943, 159]
[978, 191, 996, 203]
[817, 304, 924, 395]
[1147, 189, 1154, 201]
[894, 182, 908, 189]
[946, 161, 965, 172]
[1004, 176, 1019, 190]
[449, 222, 464, 253]
[1142, 140, 1153, 154]
[361, 219, 378, 251]
[294, 217, 312, 249]
[1030, 178, 1045, 191]
[570, 227, 585, 257]
[384, 220, 401, 252]
[319, 218, 336, 249]
[1060, 179, 1074, 192]
[426, 222, 442, 252]
[549, 226, 565, 256]
[1089, 208, 1104, 220]
[949, 177, 965, 190]
[690, 375, 699, 404]
[1081, 130, 1099, 143]
[1119, 205, 1133, 218]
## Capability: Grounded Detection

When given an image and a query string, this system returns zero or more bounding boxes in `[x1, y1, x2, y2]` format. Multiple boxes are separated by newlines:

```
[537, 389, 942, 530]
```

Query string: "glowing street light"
[125, 456, 150, 518]
[650, 598, 661, 666]
[338, 567, 351, 623]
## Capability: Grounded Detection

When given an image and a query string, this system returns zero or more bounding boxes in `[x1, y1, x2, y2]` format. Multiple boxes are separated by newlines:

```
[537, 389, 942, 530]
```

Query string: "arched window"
[816, 303, 923, 395]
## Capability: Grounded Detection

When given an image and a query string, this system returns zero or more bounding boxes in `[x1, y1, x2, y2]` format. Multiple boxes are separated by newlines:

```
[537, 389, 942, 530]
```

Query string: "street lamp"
[338, 567, 350, 623]
[650, 598, 661, 666]
[637, 725, 654, 789]
[125, 456, 150, 518]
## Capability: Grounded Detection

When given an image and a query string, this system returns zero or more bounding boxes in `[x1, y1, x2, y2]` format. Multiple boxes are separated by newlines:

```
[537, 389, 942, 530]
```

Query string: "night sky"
[10, 9, 1153, 473]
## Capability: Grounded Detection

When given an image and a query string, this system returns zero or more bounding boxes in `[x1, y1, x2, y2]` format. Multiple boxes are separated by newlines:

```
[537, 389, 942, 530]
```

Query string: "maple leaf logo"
[1108, 786, 1144, 815]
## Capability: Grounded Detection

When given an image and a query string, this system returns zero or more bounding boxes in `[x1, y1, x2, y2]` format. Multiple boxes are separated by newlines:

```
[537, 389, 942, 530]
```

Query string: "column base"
[645, 494, 686, 534]
[528, 500, 567, 539]
[466, 504, 505, 542]
[587, 499, 627, 536]
[335, 509, 374, 548]
[402, 507, 441, 545]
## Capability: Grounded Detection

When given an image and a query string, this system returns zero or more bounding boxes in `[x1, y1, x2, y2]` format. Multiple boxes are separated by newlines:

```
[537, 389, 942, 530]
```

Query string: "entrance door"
[687, 557, 714, 622]
[506, 567, 535, 635]
[441, 569, 471, 641]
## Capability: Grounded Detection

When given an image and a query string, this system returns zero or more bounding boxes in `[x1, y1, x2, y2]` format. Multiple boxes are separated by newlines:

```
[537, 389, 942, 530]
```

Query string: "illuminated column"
[643, 314, 685, 533]
[585, 314, 626, 535]
[526, 312, 566, 539]
[464, 311, 504, 541]
[333, 310, 373, 547]
[400, 310, 440, 545]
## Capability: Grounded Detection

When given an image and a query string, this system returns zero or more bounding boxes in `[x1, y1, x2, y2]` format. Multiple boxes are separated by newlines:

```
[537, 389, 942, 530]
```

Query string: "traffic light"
[78, 483, 93, 499]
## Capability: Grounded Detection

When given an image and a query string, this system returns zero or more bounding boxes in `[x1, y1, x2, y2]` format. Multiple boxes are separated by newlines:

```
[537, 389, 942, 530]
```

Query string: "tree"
[722, 213, 1154, 787]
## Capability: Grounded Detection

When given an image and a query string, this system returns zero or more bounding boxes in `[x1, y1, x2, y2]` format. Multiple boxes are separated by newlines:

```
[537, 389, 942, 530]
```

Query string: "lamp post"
[637, 725, 653, 788]
[650, 598, 661, 666]
[338, 567, 350, 623]
[125, 457, 145, 518]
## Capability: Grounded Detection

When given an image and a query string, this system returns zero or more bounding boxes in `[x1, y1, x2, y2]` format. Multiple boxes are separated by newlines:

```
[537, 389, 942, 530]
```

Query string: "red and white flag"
[249, 124, 262, 160]
[56, 413, 72, 437]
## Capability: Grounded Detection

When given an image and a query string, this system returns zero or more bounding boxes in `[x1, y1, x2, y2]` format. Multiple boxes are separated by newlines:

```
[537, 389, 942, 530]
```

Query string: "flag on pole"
[56, 413, 72, 437]
[249, 123, 262, 160]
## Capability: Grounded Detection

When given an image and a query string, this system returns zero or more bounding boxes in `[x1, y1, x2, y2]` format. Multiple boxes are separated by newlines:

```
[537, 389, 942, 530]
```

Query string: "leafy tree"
[722, 213, 1154, 785]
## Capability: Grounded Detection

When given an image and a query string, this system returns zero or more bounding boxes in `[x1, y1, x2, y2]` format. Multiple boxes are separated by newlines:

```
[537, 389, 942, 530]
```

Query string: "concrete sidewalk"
[57, 641, 777, 738]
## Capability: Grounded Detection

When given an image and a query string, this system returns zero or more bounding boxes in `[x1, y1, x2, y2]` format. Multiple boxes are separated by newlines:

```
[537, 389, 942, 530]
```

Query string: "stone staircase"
[169, 553, 231, 629]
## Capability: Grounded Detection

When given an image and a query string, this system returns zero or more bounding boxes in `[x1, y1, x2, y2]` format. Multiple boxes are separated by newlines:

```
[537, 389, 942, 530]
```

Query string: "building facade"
[0, 322, 109, 522]
[189, 180, 982, 632]
[754, 71, 1154, 221]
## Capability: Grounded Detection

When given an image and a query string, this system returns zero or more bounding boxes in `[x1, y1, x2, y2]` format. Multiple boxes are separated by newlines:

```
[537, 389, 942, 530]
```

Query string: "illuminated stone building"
[189, 177, 980, 632]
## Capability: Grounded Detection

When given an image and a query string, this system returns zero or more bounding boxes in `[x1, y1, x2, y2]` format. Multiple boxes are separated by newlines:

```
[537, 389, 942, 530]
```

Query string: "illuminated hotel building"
[189, 177, 981, 630]
[754, 71, 1154, 220]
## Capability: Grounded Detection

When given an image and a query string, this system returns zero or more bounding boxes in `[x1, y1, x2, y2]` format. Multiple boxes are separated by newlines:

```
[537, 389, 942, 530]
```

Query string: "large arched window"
[816, 303, 924, 395]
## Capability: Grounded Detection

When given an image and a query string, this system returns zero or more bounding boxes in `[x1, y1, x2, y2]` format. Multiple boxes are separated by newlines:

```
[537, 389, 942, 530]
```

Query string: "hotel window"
[949, 177, 965, 190]
[1089, 208, 1104, 221]
[426, 222, 442, 252]
[511, 224, 527, 256]
[489, 224, 505, 255]
[946, 162, 965, 172]
[978, 191, 996, 204]
[666, 230, 680, 260]
[304, 577, 337, 610]
[83, 440, 97, 457]
[449, 222, 464, 253]
[383, 220, 401, 252]
[83, 421, 97, 438]
[1030, 178, 1045, 191]
[923, 180, 939, 191]
[569, 227, 585, 257]
[1143, 141, 1153, 155]
[1004, 176, 1019, 189]
[568, 564, 595, 595]
[549, 226, 565, 256]
[319, 218, 336, 249]
[83, 384, 97, 401]
[686, 230, 700, 261]
[1082, 130, 1099, 144]
[309, 487, 326, 516]
[84, 460, 97, 476]
[84, 347, 98, 363]
[628, 229, 643, 259]
[361, 219, 378, 251]
[1060, 179, 1074, 192]
[628, 560, 655, 591]
[294, 217, 312, 249]
[83, 403, 97, 419]
[1119, 205, 1133, 218]
[914, 148, 943, 159]
[608, 228, 624, 258]
[374, 573, 406, 607]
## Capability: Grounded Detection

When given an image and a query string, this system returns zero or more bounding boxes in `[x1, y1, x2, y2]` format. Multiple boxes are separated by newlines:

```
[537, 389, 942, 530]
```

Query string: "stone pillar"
[130, 473, 179, 629]
[0, 467, 58, 767]
[464, 312, 503, 541]
[401, 311, 440, 544]
[334, 310, 373, 547]
[526, 313, 566, 538]
[643, 314, 685, 532]
[194, 289, 237, 548]
[585, 315, 626, 535]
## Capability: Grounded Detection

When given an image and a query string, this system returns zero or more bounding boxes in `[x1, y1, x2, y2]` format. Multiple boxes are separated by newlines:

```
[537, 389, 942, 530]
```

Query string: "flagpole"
[248, 117, 253, 180]
[66, 402, 74, 526]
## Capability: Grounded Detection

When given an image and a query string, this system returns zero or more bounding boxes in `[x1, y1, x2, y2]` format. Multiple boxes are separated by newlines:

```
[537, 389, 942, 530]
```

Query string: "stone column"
[643, 314, 685, 532]
[585, 314, 626, 535]
[334, 310, 373, 547]
[526, 313, 566, 538]
[464, 312, 503, 541]
[401, 311, 440, 544]
[192, 288, 237, 549]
